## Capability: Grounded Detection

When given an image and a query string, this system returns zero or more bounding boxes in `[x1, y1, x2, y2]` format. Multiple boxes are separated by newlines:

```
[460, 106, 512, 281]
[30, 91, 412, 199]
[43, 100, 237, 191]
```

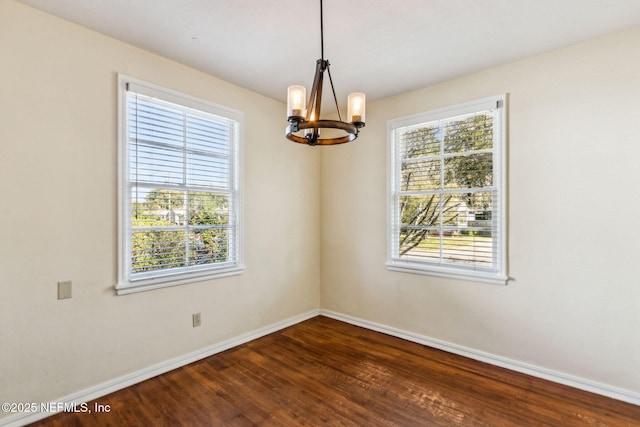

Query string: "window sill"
[116, 265, 245, 295]
[386, 262, 508, 286]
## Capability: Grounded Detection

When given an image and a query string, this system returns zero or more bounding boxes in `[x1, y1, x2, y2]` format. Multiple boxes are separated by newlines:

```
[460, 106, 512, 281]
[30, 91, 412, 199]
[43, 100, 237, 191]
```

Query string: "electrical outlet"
[58, 281, 72, 300]
[192, 313, 201, 327]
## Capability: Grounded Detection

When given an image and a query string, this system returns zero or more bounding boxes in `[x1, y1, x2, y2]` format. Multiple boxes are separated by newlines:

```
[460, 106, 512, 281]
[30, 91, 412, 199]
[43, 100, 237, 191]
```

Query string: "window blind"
[388, 96, 507, 284]
[118, 77, 242, 293]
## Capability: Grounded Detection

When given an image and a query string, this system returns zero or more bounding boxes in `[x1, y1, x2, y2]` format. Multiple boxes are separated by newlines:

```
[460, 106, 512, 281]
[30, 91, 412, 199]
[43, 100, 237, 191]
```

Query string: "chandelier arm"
[326, 66, 343, 122]
[313, 63, 324, 122]
[306, 60, 324, 121]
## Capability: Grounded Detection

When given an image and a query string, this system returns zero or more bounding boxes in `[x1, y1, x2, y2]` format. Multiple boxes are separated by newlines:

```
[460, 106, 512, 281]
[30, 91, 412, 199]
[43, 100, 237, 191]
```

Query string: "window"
[387, 95, 507, 285]
[117, 75, 243, 294]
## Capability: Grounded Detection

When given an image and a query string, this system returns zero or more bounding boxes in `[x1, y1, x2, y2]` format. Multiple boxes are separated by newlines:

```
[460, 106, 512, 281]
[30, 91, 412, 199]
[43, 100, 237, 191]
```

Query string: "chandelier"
[286, 0, 366, 146]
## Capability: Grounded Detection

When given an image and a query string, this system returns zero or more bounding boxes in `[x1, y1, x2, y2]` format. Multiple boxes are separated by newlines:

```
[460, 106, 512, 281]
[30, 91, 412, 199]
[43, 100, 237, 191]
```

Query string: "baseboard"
[0, 309, 320, 427]
[320, 309, 640, 407]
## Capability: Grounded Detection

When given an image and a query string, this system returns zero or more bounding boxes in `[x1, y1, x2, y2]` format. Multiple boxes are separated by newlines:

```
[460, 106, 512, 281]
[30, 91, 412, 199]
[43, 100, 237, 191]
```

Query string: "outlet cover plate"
[192, 313, 201, 327]
[58, 281, 72, 299]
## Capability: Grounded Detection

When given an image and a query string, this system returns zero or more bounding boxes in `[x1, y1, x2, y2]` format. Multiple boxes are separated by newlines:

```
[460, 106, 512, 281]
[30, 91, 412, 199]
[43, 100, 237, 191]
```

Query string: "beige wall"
[0, 0, 319, 410]
[321, 27, 640, 394]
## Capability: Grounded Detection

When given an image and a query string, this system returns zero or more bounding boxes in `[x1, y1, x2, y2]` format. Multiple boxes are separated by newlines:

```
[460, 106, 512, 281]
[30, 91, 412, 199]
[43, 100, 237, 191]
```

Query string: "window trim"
[386, 95, 508, 285]
[116, 74, 244, 295]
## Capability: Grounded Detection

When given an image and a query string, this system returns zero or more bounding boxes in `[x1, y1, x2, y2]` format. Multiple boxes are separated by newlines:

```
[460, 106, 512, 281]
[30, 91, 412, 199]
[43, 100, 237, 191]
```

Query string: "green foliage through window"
[131, 189, 232, 273]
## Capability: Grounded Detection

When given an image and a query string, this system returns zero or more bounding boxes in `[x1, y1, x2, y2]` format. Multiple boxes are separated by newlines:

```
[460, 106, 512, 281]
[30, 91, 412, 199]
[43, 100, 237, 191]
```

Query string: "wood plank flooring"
[28, 316, 640, 426]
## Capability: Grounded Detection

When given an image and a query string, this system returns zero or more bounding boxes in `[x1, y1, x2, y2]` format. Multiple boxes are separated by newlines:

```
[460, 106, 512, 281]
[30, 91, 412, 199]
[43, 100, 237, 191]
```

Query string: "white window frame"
[387, 95, 507, 285]
[116, 74, 244, 295]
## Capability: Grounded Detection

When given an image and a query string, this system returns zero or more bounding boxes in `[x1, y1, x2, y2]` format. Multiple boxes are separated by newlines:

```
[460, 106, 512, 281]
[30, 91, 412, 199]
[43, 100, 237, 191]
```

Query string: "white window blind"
[117, 76, 243, 294]
[387, 95, 507, 285]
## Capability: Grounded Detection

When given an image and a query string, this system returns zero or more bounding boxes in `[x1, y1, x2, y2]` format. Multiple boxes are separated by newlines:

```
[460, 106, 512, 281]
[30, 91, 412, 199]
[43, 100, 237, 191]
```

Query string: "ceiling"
[16, 0, 640, 109]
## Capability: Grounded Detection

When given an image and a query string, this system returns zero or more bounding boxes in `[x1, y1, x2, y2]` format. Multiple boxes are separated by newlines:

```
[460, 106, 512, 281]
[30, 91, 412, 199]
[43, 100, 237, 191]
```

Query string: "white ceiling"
[16, 0, 640, 109]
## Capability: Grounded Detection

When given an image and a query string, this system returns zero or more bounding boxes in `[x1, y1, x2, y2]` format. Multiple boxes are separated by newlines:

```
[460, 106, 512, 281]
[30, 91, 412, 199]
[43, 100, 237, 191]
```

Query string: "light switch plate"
[58, 281, 72, 299]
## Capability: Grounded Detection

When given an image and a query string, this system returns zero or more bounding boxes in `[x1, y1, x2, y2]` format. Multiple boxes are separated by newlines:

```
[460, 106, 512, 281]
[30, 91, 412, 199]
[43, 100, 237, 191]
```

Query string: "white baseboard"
[320, 309, 640, 407]
[0, 309, 320, 427]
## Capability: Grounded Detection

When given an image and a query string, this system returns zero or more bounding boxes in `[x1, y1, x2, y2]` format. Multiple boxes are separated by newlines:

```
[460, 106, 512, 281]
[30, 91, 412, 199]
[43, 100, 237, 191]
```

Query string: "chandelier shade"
[286, 85, 306, 121]
[285, 0, 365, 146]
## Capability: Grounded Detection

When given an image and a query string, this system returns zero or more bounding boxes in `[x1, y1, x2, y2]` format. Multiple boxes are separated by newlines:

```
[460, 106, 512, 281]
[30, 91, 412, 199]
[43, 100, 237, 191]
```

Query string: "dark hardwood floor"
[28, 316, 640, 426]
